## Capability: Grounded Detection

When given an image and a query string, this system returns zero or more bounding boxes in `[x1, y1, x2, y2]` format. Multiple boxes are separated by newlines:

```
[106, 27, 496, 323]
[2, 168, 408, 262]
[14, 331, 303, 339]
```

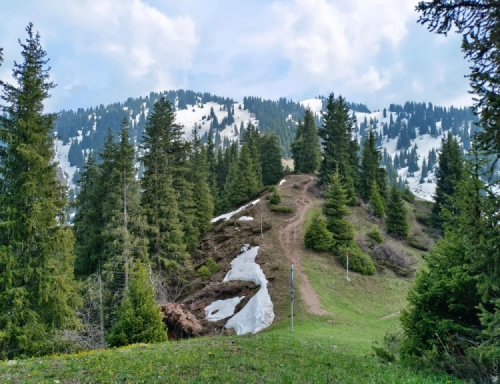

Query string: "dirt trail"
[277, 177, 332, 316]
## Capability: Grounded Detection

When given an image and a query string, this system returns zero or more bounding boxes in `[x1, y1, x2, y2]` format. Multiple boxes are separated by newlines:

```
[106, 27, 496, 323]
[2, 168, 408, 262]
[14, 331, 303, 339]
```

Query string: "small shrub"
[372, 332, 402, 363]
[337, 244, 376, 276]
[197, 266, 212, 278]
[367, 226, 384, 244]
[408, 237, 429, 251]
[304, 213, 333, 252]
[270, 205, 293, 213]
[270, 190, 281, 205]
[205, 258, 220, 274]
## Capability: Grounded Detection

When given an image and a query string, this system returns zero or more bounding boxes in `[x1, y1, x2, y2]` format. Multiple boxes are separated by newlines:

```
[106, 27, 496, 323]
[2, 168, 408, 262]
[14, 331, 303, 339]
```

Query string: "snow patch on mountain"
[300, 99, 323, 116]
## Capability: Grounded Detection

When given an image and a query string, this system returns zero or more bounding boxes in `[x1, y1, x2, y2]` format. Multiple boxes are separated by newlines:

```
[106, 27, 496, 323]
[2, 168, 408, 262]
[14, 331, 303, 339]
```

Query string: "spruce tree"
[189, 126, 214, 236]
[369, 180, 385, 218]
[432, 133, 464, 230]
[259, 133, 284, 186]
[304, 212, 333, 252]
[0, 24, 80, 358]
[140, 98, 189, 271]
[360, 128, 381, 201]
[73, 154, 103, 276]
[318, 94, 356, 187]
[291, 109, 320, 173]
[107, 261, 167, 347]
[291, 119, 304, 173]
[386, 186, 409, 238]
[224, 143, 260, 208]
[322, 171, 354, 245]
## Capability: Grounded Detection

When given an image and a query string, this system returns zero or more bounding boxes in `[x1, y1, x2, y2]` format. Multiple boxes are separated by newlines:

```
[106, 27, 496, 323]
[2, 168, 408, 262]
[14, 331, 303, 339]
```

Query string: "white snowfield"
[279, 179, 286, 186]
[238, 216, 254, 221]
[205, 296, 245, 322]
[210, 199, 260, 223]
[223, 245, 275, 335]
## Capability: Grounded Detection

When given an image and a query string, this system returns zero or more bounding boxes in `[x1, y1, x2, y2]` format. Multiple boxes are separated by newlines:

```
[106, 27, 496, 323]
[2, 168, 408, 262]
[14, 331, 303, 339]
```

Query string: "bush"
[304, 213, 333, 252]
[197, 266, 212, 278]
[408, 236, 429, 251]
[270, 205, 293, 213]
[367, 226, 384, 244]
[270, 190, 281, 205]
[372, 332, 402, 363]
[107, 261, 167, 348]
[205, 258, 220, 274]
[337, 244, 376, 276]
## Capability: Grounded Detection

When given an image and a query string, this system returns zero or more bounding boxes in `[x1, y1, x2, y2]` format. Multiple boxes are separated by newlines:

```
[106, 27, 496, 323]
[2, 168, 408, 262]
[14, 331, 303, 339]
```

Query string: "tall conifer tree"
[0, 24, 80, 358]
[432, 133, 464, 230]
[386, 185, 409, 238]
[140, 98, 189, 271]
[259, 133, 284, 186]
[291, 109, 320, 174]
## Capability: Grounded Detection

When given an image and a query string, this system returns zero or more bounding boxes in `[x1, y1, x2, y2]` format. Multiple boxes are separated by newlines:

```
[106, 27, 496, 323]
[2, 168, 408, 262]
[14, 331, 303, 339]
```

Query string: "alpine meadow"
[1, 1, 500, 383]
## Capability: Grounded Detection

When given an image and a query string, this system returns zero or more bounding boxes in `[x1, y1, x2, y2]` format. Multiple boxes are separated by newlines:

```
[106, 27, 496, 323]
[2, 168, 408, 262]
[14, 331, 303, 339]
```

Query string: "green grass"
[0, 192, 456, 383]
[0, 322, 461, 384]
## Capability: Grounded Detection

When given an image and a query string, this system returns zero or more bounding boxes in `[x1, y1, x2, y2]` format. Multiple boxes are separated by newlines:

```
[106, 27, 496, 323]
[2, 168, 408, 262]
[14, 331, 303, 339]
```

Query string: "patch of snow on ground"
[238, 216, 254, 221]
[223, 245, 275, 335]
[279, 179, 286, 186]
[54, 138, 77, 185]
[210, 199, 260, 223]
[205, 297, 245, 322]
[300, 99, 323, 117]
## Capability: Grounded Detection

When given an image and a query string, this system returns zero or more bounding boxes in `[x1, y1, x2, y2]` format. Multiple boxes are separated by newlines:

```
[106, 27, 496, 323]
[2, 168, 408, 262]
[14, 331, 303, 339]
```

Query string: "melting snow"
[223, 245, 275, 335]
[205, 297, 245, 322]
[210, 199, 260, 223]
[239, 216, 254, 221]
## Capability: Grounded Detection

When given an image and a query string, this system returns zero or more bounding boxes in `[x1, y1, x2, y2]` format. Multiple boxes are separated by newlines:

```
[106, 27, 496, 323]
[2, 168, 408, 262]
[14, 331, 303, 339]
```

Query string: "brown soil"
[277, 177, 332, 316]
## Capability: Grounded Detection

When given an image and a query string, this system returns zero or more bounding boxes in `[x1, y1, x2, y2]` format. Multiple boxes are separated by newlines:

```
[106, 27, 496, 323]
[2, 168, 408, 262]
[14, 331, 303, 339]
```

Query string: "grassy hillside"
[0, 175, 457, 383]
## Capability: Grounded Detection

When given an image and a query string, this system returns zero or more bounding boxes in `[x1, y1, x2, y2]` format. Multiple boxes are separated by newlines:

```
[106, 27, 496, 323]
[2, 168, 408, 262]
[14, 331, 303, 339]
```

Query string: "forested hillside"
[54, 89, 481, 203]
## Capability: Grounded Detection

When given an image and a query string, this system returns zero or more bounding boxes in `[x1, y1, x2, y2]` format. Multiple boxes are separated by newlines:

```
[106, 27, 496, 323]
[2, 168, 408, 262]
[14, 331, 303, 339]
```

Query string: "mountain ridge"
[52, 90, 480, 202]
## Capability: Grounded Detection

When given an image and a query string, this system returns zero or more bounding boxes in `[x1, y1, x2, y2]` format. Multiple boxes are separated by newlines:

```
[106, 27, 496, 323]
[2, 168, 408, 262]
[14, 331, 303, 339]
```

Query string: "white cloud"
[59, 0, 198, 91]
[265, 0, 418, 91]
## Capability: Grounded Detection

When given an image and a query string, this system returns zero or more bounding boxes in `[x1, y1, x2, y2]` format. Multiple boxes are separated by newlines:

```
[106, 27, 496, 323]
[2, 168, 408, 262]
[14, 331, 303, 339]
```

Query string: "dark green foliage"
[197, 257, 220, 278]
[386, 186, 409, 238]
[224, 140, 261, 209]
[190, 126, 214, 237]
[73, 154, 103, 276]
[269, 189, 281, 205]
[369, 180, 385, 218]
[400, 152, 500, 380]
[431, 133, 464, 230]
[304, 212, 333, 251]
[0, 24, 81, 358]
[323, 171, 354, 246]
[270, 205, 294, 213]
[259, 133, 284, 186]
[367, 226, 384, 244]
[337, 246, 376, 276]
[140, 98, 189, 271]
[318, 94, 359, 193]
[107, 261, 167, 347]
[416, 1, 500, 154]
[291, 109, 321, 174]
[360, 127, 381, 201]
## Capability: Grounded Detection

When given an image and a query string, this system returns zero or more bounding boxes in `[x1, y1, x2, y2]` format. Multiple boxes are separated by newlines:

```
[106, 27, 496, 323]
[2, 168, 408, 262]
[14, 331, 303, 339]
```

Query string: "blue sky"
[0, 0, 472, 112]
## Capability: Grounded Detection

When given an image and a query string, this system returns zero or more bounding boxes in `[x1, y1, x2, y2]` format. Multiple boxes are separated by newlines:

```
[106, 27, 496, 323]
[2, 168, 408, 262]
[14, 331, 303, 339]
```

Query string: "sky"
[0, 0, 473, 112]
